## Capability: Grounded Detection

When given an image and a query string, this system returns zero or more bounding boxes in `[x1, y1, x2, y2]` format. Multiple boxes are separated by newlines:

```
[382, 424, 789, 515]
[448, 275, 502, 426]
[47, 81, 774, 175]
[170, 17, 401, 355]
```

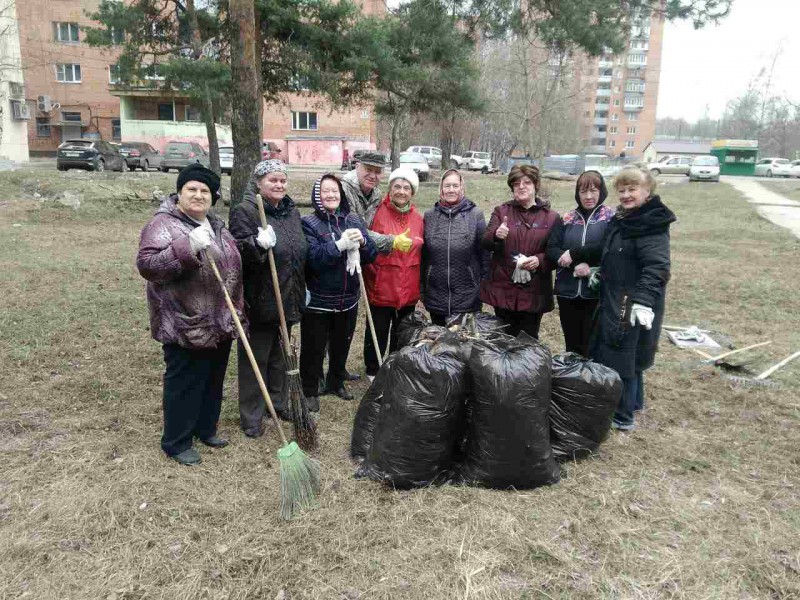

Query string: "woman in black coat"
[229, 160, 307, 437]
[590, 166, 676, 431]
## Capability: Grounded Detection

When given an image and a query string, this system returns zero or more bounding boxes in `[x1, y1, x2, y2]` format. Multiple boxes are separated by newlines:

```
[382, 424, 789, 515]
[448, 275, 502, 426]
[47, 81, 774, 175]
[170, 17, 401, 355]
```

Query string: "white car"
[788, 160, 800, 178]
[648, 155, 693, 176]
[404, 145, 442, 169]
[688, 155, 720, 182]
[219, 145, 234, 175]
[398, 152, 430, 181]
[754, 157, 792, 178]
[461, 151, 493, 171]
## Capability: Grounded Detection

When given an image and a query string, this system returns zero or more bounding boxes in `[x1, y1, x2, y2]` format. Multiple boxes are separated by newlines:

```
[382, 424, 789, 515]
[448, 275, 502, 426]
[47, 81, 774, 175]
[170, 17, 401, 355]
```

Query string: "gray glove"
[511, 254, 532, 284]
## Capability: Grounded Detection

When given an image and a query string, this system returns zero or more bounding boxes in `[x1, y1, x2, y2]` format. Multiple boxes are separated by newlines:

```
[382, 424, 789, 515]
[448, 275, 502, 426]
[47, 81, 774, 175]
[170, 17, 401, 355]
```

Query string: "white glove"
[344, 228, 365, 246]
[512, 254, 532, 284]
[189, 227, 213, 254]
[256, 225, 277, 250]
[346, 247, 361, 275]
[335, 235, 359, 252]
[630, 303, 654, 330]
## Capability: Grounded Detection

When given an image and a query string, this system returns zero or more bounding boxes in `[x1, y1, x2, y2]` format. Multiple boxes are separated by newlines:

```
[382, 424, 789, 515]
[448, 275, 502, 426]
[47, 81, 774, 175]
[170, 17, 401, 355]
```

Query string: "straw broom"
[207, 253, 319, 520]
[255, 194, 318, 452]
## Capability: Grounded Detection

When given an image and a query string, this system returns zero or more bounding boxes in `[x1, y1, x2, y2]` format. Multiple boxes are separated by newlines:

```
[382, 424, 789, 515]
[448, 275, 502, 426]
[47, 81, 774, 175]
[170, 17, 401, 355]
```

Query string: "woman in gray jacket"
[422, 170, 487, 325]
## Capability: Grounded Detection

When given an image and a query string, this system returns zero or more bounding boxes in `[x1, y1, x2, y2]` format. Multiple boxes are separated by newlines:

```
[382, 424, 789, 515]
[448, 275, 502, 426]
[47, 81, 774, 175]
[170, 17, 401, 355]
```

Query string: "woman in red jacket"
[480, 164, 559, 338]
[362, 167, 424, 380]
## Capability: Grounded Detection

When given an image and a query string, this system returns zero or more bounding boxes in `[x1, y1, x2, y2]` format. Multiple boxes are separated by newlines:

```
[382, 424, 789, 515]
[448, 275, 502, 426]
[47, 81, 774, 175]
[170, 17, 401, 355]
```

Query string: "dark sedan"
[57, 140, 127, 172]
[118, 142, 162, 171]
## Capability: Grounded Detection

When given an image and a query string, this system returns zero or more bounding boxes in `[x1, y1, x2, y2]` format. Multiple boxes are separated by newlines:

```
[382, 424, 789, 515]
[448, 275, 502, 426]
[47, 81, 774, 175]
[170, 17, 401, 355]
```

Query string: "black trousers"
[429, 312, 448, 327]
[363, 304, 416, 376]
[494, 307, 543, 339]
[557, 297, 599, 357]
[238, 325, 289, 430]
[161, 340, 232, 456]
[300, 307, 358, 399]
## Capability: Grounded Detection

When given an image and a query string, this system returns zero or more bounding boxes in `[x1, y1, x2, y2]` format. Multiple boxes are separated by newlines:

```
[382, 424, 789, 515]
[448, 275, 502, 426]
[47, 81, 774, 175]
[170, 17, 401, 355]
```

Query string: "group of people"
[136, 151, 674, 466]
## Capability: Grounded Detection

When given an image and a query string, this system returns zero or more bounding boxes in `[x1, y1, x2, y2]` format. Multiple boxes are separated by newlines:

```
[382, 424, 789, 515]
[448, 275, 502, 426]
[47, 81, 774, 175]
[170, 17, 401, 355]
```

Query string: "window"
[62, 111, 82, 123]
[290, 74, 311, 91]
[110, 27, 124, 45]
[609, 126, 618, 134]
[611, 114, 619, 121]
[53, 22, 79, 43]
[143, 64, 165, 80]
[624, 96, 644, 108]
[625, 140, 635, 149]
[158, 103, 175, 121]
[614, 86, 620, 93]
[627, 126, 637, 134]
[613, 99, 620, 106]
[36, 117, 51, 137]
[584, 111, 591, 117]
[112, 119, 121, 140]
[55, 63, 82, 83]
[626, 112, 638, 121]
[609, 140, 616, 148]
[109, 64, 120, 84]
[291, 111, 317, 130]
[185, 106, 202, 121]
[628, 54, 647, 65]
[626, 82, 645, 93]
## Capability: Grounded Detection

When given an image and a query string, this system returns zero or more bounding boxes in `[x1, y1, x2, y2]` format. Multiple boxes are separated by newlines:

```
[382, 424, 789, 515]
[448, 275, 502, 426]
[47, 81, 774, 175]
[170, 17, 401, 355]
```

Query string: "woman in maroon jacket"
[480, 164, 558, 338]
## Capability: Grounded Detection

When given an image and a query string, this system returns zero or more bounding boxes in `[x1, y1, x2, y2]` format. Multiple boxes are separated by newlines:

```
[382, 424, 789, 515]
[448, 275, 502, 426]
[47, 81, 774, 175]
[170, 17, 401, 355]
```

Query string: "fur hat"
[388, 167, 419, 194]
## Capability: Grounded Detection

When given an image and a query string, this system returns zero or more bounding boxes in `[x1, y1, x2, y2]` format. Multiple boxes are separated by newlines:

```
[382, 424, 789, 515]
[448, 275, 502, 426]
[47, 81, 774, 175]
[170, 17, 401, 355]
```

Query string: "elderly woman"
[362, 167, 424, 380]
[136, 164, 244, 465]
[481, 164, 558, 338]
[229, 160, 306, 437]
[422, 169, 487, 325]
[546, 170, 615, 356]
[590, 166, 675, 431]
[300, 174, 377, 406]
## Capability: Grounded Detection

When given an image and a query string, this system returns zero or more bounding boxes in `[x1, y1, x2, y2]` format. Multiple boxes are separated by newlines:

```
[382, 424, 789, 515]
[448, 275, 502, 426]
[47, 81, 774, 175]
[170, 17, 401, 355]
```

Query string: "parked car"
[57, 139, 127, 172]
[688, 155, 720, 182]
[405, 145, 442, 170]
[219, 145, 234, 175]
[262, 141, 282, 160]
[161, 141, 210, 172]
[346, 149, 369, 170]
[398, 152, 430, 181]
[648, 155, 693, 176]
[460, 151, 493, 172]
[118, 142, 162, 171]
[790, 160, 800, 178]
[754, 157, 792, 178]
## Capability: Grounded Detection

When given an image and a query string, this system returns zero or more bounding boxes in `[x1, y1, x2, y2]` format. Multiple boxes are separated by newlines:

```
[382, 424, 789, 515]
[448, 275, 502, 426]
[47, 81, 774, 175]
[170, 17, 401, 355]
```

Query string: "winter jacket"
[480, 199, 559, 314]
[590, 195, 676, 379]
[363, 194, 424, 309]
[546, 174, 615, 299]
[136, 194, 245, 349]
[302, 177, 378, 312]
[229, 193, 306, 328]
[341, 169, 394, 254]
[422, 197, 487, 317]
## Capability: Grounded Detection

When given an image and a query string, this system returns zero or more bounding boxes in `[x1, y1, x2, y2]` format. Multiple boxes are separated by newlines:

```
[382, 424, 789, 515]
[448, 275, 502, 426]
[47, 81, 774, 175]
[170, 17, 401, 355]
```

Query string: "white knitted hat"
[388, 166, 419, 194]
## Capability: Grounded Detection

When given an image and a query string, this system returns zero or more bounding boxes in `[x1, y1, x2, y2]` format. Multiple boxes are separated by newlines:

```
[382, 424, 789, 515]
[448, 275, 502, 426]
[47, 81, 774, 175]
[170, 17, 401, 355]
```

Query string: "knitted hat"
[253, 159, 288, 178]
[388, 167, 419, 194]
[176, 163, 221, 197]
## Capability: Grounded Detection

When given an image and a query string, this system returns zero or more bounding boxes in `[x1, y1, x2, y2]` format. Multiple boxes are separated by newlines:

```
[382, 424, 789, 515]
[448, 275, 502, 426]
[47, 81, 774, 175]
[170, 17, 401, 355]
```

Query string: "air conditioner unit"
[37, 95, 52, 112]
[11, 100, 31, 120]
[9, 82, 24, 98]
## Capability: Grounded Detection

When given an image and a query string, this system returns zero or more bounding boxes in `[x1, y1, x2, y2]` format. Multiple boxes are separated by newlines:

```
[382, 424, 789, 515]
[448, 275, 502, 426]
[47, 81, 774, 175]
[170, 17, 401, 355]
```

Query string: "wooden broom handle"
[358, 269, 382, 367]
[207, 253, 288, 446]
[255, 194, 294, 359]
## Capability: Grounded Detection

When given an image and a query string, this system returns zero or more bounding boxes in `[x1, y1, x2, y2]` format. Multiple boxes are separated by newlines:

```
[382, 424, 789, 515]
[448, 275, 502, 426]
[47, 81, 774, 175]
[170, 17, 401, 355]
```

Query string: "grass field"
[1, 169, 799, 599]
[759, 178, 800, 202]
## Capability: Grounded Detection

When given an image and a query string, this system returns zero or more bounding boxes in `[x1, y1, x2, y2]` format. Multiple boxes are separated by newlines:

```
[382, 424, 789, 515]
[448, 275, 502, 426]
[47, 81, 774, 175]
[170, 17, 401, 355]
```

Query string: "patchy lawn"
[0, 169, 799, 599]
[758, 178, 800, 202]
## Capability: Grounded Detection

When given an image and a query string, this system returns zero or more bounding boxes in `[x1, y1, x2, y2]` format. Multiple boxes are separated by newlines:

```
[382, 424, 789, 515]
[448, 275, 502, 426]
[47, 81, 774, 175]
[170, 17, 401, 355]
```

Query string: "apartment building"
[0, 0, 29, 162]
[579, 11, 664, 158]
[15, 0, 383, 164]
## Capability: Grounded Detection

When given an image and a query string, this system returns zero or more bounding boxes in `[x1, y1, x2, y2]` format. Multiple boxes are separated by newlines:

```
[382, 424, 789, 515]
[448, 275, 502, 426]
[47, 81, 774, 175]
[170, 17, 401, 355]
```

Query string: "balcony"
[598, 60, 613, 69]
[598, 75, 612, 84]
[596, 88, 612, 98]
[594, 117, 608, 125]
[585, 144, 608, 154]
[594, 101, 610, 110]
[627, 56, 648, 68]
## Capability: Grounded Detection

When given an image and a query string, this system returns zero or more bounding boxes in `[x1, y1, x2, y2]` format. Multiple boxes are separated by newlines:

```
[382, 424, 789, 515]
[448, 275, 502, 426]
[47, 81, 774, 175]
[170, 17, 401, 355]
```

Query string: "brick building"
[16, 0, 384, 164]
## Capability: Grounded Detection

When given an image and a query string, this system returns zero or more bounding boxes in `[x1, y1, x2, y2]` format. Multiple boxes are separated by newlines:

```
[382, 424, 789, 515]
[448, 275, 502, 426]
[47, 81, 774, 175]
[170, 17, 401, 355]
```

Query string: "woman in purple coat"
[136, 164, 245, 465]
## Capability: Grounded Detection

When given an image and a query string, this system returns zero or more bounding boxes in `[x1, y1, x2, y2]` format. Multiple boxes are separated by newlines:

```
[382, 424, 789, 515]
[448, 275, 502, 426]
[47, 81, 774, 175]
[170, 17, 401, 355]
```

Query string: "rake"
[207, 253, 319, 520]
[255, 194, 318, 453]
[727, 349, 800, 388]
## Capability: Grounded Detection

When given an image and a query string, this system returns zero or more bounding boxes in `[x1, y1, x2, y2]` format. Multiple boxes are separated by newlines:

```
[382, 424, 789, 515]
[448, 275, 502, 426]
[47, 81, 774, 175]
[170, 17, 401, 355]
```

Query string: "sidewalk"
[723, 177, 800, 239]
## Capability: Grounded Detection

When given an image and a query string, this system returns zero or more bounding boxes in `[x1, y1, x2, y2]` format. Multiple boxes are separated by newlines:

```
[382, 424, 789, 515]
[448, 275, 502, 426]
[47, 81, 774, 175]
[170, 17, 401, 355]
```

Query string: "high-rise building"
[579, 10, 664, 158]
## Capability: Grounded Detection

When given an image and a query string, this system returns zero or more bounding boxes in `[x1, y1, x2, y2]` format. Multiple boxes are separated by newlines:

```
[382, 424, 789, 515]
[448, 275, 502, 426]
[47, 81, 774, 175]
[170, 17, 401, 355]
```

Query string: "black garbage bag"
[457, 334, 560, 489]
[395, 311, 431, 348]
[350, 356, 395, 462]
[360, 334, 468, 488]
[549, 353, 622, 462]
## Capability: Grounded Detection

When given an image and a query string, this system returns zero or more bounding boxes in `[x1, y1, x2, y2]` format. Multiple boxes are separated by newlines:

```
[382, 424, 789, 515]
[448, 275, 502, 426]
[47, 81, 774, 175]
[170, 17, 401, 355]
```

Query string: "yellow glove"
[392, 228, 413, 253]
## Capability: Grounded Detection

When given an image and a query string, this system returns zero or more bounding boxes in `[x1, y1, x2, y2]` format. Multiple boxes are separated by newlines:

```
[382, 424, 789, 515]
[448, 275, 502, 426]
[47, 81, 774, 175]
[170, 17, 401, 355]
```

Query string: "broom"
[207, 253, 320, 520]
[255, 194, 318, 453]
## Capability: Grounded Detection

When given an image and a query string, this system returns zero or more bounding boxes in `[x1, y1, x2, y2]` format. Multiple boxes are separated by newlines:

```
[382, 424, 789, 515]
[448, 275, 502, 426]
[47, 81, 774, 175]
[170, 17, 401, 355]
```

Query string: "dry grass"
[758, 179, 800, 202]
[1, 170, 799, 599]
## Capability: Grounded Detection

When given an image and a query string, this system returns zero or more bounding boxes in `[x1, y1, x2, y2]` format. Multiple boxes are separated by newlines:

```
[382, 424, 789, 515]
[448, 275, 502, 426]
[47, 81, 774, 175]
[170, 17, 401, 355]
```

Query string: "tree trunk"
[229, 0, 262, 209]
[186, 0, 220, 174]
[390, 113, 402, 170]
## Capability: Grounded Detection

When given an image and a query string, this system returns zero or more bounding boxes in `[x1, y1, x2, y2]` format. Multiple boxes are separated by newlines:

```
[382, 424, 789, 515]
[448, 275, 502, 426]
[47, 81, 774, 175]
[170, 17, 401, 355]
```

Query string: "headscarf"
[439, 168, 465, 204]
[253, 159, 287, 178]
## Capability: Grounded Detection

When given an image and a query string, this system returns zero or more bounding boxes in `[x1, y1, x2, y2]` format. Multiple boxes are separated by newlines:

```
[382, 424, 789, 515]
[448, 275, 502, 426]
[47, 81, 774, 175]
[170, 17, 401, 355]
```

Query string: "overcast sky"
[657, 0, 800, 122]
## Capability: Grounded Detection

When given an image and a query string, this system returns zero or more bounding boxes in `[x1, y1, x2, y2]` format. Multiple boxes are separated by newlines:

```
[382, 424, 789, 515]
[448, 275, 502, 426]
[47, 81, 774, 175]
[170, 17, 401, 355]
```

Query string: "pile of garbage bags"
[352, 315, 623, 490]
